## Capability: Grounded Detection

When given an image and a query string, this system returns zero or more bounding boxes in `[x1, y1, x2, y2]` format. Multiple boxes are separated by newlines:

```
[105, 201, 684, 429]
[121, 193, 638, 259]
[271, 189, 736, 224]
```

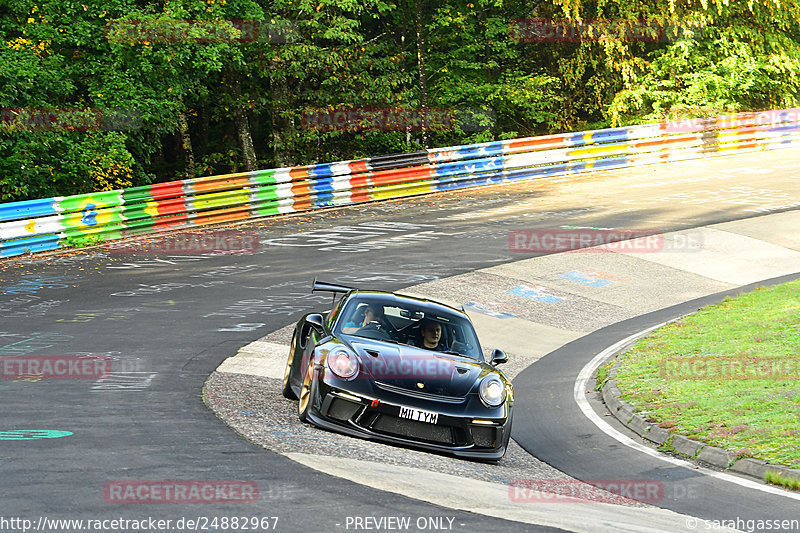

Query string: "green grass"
[766, 470, 800, 490]
[611, 280, 800, 469]
[595, 361, 614, 391]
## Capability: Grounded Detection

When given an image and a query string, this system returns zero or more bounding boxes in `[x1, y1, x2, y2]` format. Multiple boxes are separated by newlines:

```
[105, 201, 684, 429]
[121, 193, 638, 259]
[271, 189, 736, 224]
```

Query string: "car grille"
[374, 380, 463, 403]
[326, 397, 362, 422]
[371, 414, 456, 445]
[471, 425, 498, 448]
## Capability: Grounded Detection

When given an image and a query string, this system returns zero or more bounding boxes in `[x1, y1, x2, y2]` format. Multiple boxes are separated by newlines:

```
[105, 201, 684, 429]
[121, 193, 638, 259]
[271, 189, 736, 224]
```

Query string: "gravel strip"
[204, 371, 656, 508]
[206, 371, 562, 484]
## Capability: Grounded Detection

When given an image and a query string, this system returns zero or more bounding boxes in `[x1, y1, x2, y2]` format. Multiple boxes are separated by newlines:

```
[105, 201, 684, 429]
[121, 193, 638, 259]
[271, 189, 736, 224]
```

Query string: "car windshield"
[336, 295, 483, 360]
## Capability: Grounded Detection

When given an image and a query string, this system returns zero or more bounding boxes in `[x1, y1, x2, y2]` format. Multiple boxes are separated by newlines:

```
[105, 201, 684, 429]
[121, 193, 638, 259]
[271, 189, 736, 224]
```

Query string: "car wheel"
[298, 356, 315, 422]
[281, 335, 298, 400]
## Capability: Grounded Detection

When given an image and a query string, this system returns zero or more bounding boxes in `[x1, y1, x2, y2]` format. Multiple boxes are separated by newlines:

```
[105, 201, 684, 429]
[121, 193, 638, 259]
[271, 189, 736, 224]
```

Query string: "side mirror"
[491, 349, 508, 365]
[306, 313, 325, 331]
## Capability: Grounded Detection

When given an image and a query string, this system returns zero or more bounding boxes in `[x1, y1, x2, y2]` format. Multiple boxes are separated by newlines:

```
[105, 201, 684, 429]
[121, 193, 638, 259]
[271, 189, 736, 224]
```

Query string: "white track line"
[574, 324, 800, 502]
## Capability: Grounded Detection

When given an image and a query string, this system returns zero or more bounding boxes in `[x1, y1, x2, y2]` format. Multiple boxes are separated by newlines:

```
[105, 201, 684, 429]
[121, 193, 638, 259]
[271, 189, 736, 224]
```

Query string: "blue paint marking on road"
[463, 302, 515, 319]
[0, 430, 73, 440]
[557, 269, 615, 288]
[509, 284, 564, 304]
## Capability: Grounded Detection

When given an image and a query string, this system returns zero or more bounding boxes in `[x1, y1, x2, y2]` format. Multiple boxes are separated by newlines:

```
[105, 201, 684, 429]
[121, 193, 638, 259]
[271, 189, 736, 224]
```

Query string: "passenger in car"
[418, 319, 446, 351]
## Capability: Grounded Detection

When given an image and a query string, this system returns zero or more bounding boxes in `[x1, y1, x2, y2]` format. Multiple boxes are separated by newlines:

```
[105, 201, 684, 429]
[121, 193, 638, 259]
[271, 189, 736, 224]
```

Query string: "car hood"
[348, 339, 488, 398]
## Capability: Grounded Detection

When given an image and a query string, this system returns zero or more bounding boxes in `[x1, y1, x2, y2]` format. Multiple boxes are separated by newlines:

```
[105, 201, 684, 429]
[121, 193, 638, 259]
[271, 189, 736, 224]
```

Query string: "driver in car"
[342, 303, 385, 334]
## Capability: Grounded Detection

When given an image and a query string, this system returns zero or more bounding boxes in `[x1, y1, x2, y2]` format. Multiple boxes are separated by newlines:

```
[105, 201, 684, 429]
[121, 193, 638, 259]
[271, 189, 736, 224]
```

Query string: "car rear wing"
[311, 278, 355, 294]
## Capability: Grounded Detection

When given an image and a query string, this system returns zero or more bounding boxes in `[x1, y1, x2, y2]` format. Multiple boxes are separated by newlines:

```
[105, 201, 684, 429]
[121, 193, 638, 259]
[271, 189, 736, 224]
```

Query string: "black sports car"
[282, 279, 514, 460]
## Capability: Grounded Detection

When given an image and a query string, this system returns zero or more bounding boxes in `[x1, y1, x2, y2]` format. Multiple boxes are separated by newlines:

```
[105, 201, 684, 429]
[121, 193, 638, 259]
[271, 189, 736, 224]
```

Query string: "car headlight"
[479, 376, 506, 407]
[326, 347, 359, 379]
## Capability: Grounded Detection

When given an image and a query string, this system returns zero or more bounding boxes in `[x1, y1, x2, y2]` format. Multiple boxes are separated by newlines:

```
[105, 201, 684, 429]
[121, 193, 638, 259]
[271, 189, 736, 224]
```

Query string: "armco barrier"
[2, 108, 800, 258]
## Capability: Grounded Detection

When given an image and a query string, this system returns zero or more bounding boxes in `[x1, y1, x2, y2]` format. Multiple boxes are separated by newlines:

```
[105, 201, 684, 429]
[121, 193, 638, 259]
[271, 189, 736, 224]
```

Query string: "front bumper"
[306, 368, 512, 459]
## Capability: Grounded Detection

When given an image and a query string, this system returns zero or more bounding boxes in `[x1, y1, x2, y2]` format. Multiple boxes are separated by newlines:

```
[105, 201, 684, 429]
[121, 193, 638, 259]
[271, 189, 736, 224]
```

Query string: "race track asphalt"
[1, 148, 799, 532]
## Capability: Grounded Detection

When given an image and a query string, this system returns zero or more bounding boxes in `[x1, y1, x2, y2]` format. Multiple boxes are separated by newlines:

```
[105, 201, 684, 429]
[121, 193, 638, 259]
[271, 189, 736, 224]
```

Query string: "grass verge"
[766, 470, 800, 490]
[611, 279, 800, 470]
[595, 360, 614, 391]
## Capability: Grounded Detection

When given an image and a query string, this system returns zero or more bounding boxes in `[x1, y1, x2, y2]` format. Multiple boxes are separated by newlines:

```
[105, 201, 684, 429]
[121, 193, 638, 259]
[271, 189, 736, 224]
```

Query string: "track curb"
[598, 330, 800, 486]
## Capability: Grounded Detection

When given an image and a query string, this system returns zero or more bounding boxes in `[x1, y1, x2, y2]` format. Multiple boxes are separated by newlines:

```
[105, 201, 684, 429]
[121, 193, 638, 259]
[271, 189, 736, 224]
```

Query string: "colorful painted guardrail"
[2, 108, 800, 258]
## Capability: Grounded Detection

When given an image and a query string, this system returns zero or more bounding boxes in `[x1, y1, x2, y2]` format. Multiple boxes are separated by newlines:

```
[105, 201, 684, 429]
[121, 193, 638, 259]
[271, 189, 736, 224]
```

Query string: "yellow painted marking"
[570, 144, 621, 156]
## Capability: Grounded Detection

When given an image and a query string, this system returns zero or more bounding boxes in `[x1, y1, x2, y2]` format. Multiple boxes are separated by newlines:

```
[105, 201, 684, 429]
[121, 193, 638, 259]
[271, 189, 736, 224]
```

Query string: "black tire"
[281, 334, 298, 400]
[297, 356, 315, 423]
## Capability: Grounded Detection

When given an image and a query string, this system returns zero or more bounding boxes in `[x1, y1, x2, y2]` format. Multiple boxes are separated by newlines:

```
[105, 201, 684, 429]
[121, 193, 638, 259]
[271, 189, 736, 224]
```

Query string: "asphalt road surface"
[1, 148, 799, 532]
[513, 273, 800, 527]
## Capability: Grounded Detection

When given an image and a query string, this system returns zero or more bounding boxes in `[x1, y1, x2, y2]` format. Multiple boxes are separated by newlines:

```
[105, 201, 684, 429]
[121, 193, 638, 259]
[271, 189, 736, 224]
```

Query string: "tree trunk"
[177, 106, 195, 177]
[270, 63, 295, 167]
[229, 72, 258, 171]
[414, 0, 429, 148]
[199, 104, 210, 156]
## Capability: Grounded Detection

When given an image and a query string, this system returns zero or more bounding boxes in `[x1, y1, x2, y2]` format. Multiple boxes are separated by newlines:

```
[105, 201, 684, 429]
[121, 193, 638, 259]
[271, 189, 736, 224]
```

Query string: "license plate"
[398, 406, 439, 424]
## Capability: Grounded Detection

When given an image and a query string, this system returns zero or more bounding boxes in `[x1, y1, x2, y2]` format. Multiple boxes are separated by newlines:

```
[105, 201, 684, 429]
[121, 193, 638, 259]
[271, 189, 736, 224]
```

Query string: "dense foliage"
[1, 0, 799, 201]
